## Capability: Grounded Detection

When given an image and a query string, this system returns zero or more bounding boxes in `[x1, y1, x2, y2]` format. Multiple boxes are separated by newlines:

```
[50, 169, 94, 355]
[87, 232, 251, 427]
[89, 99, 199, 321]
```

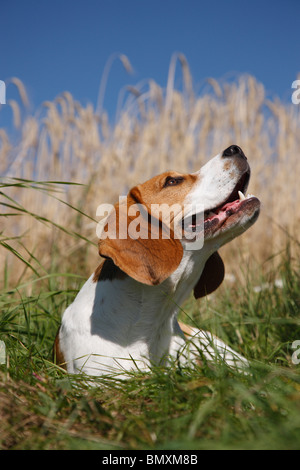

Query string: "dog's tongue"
[217, 199, 242, 214]
[205, 190, 252, 221]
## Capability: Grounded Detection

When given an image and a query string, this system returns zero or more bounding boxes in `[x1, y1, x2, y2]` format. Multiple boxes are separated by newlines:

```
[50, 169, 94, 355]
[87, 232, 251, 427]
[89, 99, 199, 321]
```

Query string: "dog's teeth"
[247, 194, 255, 199]
[238, 191, 246, 201]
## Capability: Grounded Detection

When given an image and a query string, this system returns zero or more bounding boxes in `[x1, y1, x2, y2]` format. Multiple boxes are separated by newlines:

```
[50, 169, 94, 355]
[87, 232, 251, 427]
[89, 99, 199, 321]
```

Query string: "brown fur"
[131, 171, 198, 209]
[96, 170, 225, 293]
[98, 189, 183, 285]
[178, 321, 194, 337]
[54, 330, 66, 369]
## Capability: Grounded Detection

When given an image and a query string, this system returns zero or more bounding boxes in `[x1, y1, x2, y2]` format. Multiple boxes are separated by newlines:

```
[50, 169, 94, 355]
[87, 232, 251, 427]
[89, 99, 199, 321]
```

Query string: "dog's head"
[98, 145, 260, 296]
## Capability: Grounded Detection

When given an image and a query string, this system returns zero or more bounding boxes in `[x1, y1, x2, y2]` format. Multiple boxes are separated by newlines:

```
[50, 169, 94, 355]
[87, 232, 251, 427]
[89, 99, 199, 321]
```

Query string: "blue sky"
[0, 0, 299, 131]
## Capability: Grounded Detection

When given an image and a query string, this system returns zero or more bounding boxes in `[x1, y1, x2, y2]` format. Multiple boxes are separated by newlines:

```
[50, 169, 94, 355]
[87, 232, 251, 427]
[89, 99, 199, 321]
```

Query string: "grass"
[1, 56, 300, 449]
[1, 239, 300, 450]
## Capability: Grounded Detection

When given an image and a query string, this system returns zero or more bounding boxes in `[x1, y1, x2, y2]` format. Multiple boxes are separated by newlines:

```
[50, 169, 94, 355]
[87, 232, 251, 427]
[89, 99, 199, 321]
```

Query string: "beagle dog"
[55, 145, 260, 377]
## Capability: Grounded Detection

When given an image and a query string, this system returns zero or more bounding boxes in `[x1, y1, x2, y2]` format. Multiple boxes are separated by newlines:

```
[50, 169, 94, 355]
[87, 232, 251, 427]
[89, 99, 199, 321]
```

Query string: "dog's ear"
[193, 251, 225, 298]
[98, 187, 183, 286]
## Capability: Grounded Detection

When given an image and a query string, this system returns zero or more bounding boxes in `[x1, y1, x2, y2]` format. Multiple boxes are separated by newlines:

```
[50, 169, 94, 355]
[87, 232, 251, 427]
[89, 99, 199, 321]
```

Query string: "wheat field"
[1, 55, 300, 288]
[1, 55, 300, 451]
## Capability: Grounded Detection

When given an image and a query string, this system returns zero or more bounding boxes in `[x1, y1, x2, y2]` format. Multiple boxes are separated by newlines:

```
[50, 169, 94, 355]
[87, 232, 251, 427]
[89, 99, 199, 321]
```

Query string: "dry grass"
[1, 54, 300, 287]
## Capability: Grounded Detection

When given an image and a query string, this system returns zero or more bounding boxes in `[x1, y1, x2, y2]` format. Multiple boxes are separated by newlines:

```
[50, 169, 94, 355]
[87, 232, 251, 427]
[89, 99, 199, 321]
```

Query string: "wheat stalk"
[1, 61, 300, 287]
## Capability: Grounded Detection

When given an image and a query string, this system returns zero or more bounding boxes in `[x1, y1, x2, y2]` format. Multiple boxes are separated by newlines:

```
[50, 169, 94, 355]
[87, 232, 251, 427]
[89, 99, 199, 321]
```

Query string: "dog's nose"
[222, 145, 247, 160]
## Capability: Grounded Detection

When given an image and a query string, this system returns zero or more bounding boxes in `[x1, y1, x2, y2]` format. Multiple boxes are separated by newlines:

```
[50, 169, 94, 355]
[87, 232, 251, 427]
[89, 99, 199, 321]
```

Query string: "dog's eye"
[164, 176, 184, 187]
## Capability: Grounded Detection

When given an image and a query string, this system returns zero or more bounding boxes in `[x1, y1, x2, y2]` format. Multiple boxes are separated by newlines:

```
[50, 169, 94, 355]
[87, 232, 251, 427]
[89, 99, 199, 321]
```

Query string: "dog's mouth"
[182, 169, 260, 235]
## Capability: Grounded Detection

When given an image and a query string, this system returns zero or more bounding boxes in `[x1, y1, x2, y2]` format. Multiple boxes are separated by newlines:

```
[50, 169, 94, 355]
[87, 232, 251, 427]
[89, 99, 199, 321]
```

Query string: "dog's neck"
[90, 249, 207, 365]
